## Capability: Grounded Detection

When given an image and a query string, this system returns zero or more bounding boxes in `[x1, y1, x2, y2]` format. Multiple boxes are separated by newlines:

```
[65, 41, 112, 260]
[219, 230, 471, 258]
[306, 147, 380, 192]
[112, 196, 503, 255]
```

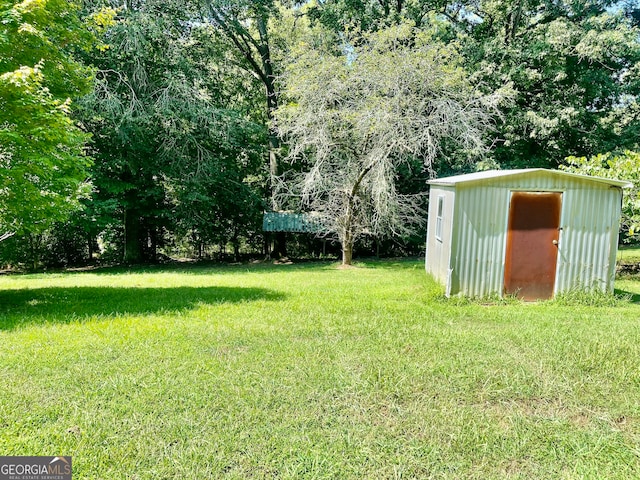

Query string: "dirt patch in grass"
[336, 263, 359, 270]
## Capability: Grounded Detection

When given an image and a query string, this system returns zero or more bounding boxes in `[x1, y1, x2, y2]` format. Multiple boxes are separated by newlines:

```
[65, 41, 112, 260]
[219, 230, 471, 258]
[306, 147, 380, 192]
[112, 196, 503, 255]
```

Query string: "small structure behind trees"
[262, 211, 327, 258]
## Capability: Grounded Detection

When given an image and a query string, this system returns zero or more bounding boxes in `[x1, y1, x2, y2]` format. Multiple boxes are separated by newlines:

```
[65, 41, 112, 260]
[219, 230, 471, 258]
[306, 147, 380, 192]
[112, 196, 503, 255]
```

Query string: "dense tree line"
[2, 0, 640, 268]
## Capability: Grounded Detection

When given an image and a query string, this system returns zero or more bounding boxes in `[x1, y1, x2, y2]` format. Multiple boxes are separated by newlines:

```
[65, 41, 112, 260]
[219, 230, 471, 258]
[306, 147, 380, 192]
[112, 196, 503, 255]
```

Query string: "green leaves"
[461, 3, 640, 168]
[1, 0, 94, 98]
[75, 0, 267, 262]
[305, 0, 640, 169]
[0, 0, 94, 237]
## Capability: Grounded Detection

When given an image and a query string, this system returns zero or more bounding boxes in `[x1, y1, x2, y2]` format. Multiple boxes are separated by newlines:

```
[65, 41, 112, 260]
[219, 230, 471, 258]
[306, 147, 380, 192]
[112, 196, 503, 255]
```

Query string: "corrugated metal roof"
[428, 168, 632, 188]
[263, 211, 323, 233]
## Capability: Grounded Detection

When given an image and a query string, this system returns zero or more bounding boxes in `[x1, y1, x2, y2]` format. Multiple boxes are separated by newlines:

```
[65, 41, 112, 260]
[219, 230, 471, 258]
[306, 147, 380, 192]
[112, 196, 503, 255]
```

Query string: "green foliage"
[305, 0, 439, 31]
[0, 66, 91, 235]
[562, 151, 640, 239]
[5, 0, 640, 265]
[0, 0, 94, 97]
[78, 0, 267, 262]
[306, 0, 640, 169]
[0, 220, 90, 270]
[462, 2, 640, 168]
[0, 0, 95, 236]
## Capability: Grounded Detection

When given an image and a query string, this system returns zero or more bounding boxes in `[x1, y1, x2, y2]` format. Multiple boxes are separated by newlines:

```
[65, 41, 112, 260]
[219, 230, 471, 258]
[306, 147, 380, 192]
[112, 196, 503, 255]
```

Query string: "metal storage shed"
[425, 169, 631, 300]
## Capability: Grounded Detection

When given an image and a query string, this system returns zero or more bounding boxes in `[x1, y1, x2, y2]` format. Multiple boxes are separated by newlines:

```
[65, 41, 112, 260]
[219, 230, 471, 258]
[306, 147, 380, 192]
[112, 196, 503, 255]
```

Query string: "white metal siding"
[445, 171, 623, 297]
[425, 187, 455, 287]
[556, 185, 622, 293]
[450, 184, 510, 296]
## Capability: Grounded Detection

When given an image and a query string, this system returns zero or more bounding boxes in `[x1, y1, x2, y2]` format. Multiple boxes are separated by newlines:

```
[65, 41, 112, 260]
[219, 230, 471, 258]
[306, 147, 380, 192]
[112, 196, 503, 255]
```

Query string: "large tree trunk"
[256, 15, 278, 179]
[147, 223, 158, 263]
[341, 192, 358, 265]
[87, 234, 95, 263]
[342, 241, 354, 265]
[341, 217, 354, 265]
[26, 233, 41, 271]
[124, 206, 142, 264]
[206, 8, 286, 258]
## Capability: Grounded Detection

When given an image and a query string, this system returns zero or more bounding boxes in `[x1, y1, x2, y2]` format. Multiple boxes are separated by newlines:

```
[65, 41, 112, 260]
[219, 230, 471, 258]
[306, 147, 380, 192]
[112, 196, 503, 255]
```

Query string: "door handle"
[552, 239, 558, 245]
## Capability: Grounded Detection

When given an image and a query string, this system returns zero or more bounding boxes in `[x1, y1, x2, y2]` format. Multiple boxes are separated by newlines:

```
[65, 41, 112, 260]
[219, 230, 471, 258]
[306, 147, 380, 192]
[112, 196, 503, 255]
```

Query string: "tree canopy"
[307, 0, 640, 168]
[0, 0, 95, 238]
[78, 0, 266, 263]
[562, 151, 640, 239]
[459, 0, 640, 168]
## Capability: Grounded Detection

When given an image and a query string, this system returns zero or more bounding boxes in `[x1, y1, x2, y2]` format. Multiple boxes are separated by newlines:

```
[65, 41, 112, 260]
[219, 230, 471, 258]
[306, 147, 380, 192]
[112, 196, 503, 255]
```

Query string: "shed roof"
[263, 211, 323, 233]
[428, 168, 632, 188]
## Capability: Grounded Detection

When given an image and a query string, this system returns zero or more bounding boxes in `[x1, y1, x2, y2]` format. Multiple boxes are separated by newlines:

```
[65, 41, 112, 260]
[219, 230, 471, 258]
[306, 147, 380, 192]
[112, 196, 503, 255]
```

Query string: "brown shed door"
[504, 192, 562, 300]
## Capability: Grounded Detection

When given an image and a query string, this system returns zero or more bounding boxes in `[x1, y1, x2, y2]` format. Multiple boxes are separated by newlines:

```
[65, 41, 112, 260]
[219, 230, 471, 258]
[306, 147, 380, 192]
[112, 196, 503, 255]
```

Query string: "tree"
[305, 0, 640, 169]
[457, 0, 640, 168]
[80, 0, 265, 263]
[202, 0, 278, 175]
[0, 0, 95, 239]
[305, 0, 442, 31]
[276, 24, 502, 264]
[201, 0, 323, 258]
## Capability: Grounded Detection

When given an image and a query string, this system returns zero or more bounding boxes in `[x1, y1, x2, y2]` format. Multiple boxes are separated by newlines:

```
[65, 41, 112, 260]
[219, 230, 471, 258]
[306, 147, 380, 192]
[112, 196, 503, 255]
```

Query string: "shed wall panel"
[450, 184, 510, 297]
[425, 187, 455, 287]
[555, 185, 622, 293]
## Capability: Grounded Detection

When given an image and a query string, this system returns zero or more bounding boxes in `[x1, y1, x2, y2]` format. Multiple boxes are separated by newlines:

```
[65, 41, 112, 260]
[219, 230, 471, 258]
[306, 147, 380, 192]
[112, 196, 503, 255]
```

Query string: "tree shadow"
[0, 286, 285, 331]
[614, 288, 640, 303]
[61, 260, 338, 277]
[349, 257, 423, 270]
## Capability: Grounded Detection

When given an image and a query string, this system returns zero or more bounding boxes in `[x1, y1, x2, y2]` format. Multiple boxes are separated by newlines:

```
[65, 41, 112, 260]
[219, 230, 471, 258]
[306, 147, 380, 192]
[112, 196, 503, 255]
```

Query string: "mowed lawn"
[1, 260, 640, 479]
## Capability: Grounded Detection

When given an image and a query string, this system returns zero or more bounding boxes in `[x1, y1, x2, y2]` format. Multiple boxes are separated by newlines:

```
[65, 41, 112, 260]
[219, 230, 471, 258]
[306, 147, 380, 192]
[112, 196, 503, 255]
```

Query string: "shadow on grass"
[58, 260, 340, 277]
[0, 286, 285, 330]
[614, 288, 640, 303]
[353, 257, 423, 269]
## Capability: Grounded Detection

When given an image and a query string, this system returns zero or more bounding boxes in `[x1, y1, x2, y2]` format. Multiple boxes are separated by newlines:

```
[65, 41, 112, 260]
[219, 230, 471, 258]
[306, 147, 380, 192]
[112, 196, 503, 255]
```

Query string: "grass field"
[1, 259, 640, 479]
[618, 245, 640, 265]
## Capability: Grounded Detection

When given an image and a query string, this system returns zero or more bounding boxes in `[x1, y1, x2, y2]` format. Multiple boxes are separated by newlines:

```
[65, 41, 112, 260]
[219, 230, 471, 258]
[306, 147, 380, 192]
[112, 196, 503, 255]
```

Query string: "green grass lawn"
[618, 245, 640, 265]
[1, 260, 640, 479]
